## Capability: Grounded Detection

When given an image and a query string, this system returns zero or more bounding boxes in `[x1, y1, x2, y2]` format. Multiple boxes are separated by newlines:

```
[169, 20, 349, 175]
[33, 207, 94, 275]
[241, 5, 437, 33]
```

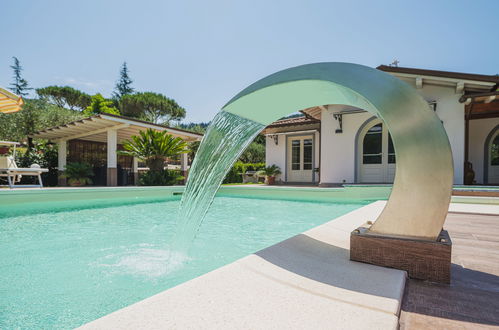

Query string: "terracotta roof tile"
[266, 116, 319, 128]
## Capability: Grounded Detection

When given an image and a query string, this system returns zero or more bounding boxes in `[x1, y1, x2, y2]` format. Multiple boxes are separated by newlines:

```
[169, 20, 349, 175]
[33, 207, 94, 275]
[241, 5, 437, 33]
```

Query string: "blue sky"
[1, 0, 498, 122]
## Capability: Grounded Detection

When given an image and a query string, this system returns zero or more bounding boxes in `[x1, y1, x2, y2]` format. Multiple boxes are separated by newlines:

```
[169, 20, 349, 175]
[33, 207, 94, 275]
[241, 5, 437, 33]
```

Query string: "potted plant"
[258, 165, 281, 185]
[63, 162, 93, 186]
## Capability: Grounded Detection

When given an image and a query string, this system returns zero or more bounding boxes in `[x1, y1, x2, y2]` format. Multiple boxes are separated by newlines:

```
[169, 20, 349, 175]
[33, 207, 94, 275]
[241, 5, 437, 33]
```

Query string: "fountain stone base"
[350, 227, 452, 283]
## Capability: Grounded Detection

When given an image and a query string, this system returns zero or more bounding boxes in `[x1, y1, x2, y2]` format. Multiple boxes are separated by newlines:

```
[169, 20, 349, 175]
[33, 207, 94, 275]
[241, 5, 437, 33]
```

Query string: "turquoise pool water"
[0, 195, 367, 329]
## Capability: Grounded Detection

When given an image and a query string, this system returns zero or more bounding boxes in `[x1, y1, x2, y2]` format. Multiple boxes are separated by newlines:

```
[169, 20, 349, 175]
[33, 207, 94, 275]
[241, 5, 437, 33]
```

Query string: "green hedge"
[139, 169, 184, 186]
[223, 161, 266, 184]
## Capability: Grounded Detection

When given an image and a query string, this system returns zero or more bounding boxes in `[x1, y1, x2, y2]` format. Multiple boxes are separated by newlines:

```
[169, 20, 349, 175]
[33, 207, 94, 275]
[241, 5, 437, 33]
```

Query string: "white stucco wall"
[265, 134, 286, 182]
[319, 83, 466, 184]
[265, 130, 320, 183]
[265, 80, 469, 185]
[412, 84, 465, 184]
[469, 118, 499, 184]
[320, 107, 372, 184]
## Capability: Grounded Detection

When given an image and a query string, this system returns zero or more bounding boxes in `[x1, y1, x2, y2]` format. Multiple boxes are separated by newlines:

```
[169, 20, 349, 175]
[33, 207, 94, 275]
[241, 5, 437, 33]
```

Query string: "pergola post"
[180, 149, 189, 183]
[132, 157, 139, 185]
[107, 129, 118, 186]
[57, 140, 67, 186]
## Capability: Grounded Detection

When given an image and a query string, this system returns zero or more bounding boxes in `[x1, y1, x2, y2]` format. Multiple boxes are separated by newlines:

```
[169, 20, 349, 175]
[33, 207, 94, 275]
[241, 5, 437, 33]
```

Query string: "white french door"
[359, 122, 396, 183]
[287, 135, 314, 182]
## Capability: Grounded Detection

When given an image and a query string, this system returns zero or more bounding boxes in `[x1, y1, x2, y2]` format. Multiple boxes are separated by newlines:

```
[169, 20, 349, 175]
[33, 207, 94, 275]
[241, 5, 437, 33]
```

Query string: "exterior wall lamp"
[333, 114, 343, 133]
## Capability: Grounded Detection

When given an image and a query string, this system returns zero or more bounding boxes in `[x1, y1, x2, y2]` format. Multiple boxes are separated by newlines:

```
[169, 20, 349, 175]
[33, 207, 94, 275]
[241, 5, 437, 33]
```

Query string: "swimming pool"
[0, 190, 368, 329]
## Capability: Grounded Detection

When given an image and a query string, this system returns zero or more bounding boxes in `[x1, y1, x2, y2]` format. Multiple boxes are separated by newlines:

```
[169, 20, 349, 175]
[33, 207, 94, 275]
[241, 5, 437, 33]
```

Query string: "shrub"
[223, 161, 266, 184]
[239, 142, 265, 163]
[139, 169, 184, 186]
[15, 142, 59, 186]
[63, 162, 94, 186]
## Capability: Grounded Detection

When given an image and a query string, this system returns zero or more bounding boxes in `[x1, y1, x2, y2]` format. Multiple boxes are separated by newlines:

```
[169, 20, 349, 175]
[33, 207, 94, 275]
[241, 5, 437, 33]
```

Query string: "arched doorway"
[358, 120, 395, 183]
[486, 126, 499, 184]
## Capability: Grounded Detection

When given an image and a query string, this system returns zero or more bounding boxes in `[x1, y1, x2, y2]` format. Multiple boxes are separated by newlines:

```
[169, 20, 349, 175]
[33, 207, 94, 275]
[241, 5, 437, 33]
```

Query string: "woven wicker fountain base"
[350, 228, 452, 283]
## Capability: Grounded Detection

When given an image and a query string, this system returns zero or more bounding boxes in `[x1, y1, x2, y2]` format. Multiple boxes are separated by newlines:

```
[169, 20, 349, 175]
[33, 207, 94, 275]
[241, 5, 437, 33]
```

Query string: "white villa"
[263, 65, 499, 186]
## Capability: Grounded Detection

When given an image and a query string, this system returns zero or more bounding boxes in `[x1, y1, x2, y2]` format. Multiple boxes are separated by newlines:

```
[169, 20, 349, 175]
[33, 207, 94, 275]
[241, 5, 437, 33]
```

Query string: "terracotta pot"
[69, 180, 85, 187]
[267, 176, 276, 185]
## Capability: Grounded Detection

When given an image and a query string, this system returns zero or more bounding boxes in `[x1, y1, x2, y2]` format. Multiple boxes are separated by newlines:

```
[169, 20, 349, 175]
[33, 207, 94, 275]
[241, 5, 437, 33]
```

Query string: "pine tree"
[83, 94, 120, 116]
[9, 57, 32, 97]
[113, 62, 134, 99]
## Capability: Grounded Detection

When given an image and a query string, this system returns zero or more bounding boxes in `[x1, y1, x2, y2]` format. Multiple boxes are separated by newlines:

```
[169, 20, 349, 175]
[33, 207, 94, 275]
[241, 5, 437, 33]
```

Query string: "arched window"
[359, 121, 396, 183]
[388, 134, 396, 164]
[491, 135, 499, 166]
[486, 127, 499, 184]
[363, 123, 382, 164]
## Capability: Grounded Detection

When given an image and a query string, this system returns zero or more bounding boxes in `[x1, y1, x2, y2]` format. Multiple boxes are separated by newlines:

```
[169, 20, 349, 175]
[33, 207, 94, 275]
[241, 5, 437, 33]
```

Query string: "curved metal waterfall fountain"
[223, 62, 453, 239]
[175, 63, 454, 281]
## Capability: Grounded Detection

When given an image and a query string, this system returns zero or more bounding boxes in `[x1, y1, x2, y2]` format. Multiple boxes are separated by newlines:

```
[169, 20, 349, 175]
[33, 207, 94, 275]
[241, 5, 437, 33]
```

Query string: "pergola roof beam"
[56, 124, 130, 141]
[98, 114, 201, 139]
[31, 114, 203, 142]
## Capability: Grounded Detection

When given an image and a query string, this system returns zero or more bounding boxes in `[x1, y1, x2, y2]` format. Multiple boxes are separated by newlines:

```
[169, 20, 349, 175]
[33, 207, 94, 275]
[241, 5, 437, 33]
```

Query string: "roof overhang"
[262, 120, 320, 134]
[0, 88, 24, 114]
[31, 114, 203, 143]
[301, 106, 322, 120]
[377, 65, 499, 93]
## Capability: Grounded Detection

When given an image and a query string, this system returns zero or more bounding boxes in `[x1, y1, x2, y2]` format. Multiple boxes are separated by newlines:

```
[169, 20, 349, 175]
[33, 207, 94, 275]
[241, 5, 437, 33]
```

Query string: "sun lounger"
[0, 156, 49, 188]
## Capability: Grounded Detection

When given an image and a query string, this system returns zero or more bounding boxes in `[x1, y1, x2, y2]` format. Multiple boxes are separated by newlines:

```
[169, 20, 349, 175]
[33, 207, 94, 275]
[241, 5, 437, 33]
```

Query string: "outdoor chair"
[242, 170, 260, 183]
[0, 156, 48, 188]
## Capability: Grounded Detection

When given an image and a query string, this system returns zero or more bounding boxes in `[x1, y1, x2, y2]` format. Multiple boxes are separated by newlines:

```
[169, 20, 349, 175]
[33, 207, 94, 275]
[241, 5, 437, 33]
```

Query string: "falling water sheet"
[173, 110, 265, 253]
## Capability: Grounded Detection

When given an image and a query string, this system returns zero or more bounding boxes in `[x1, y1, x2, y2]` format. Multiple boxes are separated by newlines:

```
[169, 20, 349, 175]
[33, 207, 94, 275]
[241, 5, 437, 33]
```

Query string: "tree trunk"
[147, 157, 165, 172]
[27, 137, 34, 150]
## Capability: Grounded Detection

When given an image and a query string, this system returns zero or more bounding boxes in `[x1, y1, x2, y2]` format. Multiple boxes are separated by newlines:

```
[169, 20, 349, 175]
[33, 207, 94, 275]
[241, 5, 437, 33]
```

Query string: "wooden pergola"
[31, 113, 202, 186]
[462, 90, 499, 119]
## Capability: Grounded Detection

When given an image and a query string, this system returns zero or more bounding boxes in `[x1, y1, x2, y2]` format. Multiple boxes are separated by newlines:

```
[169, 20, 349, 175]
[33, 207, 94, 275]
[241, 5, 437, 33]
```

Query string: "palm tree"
[118, 128, 188, 172]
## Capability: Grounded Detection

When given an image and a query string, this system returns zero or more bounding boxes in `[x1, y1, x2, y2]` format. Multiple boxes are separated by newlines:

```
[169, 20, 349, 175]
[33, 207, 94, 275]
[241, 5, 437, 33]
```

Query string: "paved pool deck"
[400, 211, 499, 329]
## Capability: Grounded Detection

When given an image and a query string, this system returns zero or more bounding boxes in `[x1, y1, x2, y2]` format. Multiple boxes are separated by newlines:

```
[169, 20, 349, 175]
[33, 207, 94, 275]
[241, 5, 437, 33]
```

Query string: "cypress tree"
[113, 62, 134, 99]
[9, 57, 32, 97]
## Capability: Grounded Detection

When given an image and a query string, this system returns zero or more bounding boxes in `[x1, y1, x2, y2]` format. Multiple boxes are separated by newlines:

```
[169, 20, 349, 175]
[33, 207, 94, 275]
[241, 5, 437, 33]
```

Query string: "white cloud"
[54, 77, 113, 94]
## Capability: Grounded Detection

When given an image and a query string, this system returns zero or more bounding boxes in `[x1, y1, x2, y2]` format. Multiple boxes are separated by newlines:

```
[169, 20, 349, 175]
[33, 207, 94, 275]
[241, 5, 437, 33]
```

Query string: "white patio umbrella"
[0, 87, 24, 113]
